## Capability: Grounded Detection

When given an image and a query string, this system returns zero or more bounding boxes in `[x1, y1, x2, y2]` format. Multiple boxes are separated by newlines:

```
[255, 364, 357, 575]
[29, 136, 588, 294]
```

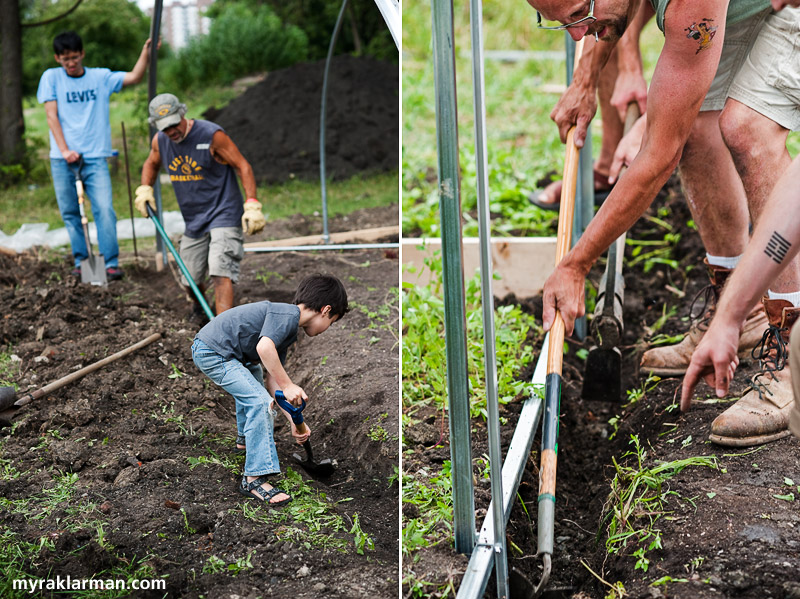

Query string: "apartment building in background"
[146, 0, 214, 50]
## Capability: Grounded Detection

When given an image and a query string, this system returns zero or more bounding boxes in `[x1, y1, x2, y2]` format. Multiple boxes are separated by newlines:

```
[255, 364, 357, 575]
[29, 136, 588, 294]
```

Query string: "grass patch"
[402, 254, 541, 419]
[235, 468, 374, 555]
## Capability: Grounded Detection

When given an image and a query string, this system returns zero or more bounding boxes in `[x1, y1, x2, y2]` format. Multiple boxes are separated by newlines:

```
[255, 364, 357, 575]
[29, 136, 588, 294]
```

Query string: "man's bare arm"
[140, 135, 162, 185]
[211, 130, 257, 199]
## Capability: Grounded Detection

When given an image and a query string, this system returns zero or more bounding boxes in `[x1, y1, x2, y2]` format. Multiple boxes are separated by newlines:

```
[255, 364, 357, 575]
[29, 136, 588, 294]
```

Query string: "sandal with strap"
[235, 434, 246, 454]
[237, 475, 292, 507]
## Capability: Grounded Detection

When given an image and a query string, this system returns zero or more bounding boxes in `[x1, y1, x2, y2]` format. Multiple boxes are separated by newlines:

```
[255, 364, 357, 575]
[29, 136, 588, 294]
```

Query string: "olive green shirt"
[648, 0, 771, 33]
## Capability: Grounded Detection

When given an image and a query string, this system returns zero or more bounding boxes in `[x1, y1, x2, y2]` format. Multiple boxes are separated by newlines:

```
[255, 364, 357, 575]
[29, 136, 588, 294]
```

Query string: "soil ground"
[203, 55, 399, 184]
[402, 178, 800, 598]
[0, 206, 399, 598]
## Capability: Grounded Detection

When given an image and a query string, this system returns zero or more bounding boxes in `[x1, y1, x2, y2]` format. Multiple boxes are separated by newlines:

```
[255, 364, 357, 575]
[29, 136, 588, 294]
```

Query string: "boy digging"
[191, 274, 348, 505]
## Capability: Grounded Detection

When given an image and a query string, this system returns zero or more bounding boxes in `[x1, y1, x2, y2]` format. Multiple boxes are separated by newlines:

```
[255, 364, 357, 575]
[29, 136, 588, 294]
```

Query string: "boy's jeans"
[50, 158, 119, 268]
[191, 338, 280, 476]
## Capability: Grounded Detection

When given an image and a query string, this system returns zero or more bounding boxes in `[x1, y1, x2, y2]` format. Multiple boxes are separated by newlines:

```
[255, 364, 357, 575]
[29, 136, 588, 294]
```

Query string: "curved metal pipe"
[320, 0, 349, 244]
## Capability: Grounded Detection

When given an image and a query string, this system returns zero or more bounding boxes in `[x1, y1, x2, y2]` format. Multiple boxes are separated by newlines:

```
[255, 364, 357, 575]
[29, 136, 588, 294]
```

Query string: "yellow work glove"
[134, 185, 156, 218]
[242, 199, 266, 235]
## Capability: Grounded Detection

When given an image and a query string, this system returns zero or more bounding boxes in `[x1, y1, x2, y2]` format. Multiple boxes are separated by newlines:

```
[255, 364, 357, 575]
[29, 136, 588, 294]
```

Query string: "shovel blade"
[292, 452, 336, 477]
[80, 254, 107, 286]
[581, 346, 622, 402]
[0, 386, 17, 412]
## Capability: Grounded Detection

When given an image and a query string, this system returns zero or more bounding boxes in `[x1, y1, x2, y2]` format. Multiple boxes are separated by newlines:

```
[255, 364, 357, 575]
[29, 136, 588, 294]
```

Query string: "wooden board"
[244, 226, 398, 249]
[402, 237, 558, 298]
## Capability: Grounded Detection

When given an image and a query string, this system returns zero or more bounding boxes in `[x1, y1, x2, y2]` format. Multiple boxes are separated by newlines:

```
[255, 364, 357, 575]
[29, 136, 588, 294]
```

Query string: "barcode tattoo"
[764, 231, 791, 264]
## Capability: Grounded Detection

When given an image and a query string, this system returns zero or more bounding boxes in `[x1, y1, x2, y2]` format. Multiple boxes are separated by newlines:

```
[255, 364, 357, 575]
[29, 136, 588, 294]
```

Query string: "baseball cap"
[148, 93, 186, 131]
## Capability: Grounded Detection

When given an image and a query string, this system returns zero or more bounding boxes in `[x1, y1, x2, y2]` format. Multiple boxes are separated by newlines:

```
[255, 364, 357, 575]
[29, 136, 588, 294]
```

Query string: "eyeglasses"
[537, 0, 598, 40]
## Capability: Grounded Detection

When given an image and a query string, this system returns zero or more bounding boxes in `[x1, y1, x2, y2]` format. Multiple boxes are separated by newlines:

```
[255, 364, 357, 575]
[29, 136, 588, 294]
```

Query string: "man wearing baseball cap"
[135, 93, 266, 323]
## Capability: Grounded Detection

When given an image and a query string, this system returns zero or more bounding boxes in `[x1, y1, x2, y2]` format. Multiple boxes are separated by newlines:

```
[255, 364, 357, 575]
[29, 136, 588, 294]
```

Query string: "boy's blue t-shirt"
[36, 66, 126, 159]
[195, 301, 300, 365]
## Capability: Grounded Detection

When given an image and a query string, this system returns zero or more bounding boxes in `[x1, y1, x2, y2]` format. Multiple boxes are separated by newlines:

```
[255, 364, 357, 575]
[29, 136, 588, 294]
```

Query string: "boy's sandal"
[235, 435, 246, 453]
[238, 475, 292, 507]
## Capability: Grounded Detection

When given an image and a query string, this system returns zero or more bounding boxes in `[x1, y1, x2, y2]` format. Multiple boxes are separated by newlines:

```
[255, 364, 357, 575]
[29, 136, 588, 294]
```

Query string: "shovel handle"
[274, 390, 307, 427]
[14, 332, 162, 408]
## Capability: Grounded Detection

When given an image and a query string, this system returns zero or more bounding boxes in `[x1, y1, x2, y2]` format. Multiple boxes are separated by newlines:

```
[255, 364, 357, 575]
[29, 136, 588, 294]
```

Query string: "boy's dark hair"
[53, 31, 83, 55]
[294, 274, 349, 319]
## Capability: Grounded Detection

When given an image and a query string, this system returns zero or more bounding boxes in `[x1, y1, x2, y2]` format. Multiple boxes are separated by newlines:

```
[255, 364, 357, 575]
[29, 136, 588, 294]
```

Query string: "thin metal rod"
[245, 242, 397, 253]
[320, 0, 349, 245]
[121, 122, 138, 258]
[431, 0, 475, 553]
[469, 0, 507, 594]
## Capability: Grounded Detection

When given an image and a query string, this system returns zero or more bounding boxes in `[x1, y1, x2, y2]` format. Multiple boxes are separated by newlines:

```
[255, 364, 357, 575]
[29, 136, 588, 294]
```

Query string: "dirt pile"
[203, 55, 399, 184]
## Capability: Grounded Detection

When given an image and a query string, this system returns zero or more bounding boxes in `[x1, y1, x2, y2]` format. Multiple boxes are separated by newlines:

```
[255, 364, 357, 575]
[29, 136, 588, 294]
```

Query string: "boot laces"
[689, 284, 716, 325]
[748, 324, 788, 401]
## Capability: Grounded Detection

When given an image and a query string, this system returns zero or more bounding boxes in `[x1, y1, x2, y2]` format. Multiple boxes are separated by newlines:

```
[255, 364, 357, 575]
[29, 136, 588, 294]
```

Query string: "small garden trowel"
[274, 390, 335, 477]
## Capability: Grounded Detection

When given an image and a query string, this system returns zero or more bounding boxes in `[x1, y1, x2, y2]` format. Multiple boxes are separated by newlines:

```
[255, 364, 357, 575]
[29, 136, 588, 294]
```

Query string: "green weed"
[402, 255, 540, 420]
[601, 435, 718, 572]
[402, 462, 454, 556]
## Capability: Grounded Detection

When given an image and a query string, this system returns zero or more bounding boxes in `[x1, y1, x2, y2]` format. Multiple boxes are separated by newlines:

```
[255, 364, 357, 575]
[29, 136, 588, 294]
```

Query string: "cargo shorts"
[178, 226, 244, 286]
[702, 6, 800, 131]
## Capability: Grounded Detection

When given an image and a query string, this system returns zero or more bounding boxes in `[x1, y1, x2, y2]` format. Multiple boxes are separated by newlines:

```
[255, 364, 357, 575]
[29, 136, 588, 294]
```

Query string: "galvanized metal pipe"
[431, 0, 475, 553]
[320, 0, 349, 245]
[469, 0, 508, 594]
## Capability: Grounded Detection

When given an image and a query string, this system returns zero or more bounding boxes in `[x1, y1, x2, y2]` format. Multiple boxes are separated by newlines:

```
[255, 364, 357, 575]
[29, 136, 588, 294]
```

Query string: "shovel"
[274, 390, 335, 477]
[581, 102, 641, 403]
[69, 159, 107, 286]
[0, 333, 162, 429]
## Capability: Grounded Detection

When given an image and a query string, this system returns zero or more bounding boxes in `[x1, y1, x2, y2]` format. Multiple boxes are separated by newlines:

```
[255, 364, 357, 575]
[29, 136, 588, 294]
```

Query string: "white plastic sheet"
[0, 211, 187, 253]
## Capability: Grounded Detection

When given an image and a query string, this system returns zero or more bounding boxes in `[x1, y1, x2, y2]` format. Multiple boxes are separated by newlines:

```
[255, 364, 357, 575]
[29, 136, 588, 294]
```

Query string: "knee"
[719, 103, 755, 160]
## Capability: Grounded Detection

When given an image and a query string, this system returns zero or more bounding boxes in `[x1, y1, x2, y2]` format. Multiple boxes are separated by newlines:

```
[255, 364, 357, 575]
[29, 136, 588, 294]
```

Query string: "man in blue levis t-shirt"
[135, 93, 266, 322]
[37, 31, 155, 281]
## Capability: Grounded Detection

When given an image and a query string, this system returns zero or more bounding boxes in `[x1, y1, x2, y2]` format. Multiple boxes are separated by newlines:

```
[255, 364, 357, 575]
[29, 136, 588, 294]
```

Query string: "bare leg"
[212, 276, 234, 314]
[595, 48, 623, 177]
[720, 99, 798, 292]
[679, 110, 750, 257]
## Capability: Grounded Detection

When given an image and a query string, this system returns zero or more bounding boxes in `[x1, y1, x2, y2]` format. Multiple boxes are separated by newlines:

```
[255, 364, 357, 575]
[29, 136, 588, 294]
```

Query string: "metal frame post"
[148, 0, 166, 267]
[431, 0, 476, 554]
[469, 0, 508, 594]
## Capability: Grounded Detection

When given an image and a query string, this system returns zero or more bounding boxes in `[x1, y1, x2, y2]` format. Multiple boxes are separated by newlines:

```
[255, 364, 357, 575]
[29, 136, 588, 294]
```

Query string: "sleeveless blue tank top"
[157, 119, 244, 238]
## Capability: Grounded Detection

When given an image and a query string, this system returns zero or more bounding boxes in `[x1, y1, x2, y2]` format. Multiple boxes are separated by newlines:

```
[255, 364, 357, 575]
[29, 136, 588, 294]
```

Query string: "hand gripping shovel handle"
[274, 390, 308, 434]
[145, 204, 214, 321]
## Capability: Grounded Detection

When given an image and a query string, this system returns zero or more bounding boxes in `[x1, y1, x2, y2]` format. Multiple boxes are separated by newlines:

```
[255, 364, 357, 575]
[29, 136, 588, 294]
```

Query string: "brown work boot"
[640, 259, 768, 377]
[709, 297, 800, 447]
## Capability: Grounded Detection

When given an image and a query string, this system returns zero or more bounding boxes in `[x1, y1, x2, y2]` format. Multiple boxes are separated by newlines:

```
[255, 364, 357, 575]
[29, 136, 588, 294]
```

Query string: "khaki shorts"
[790, 326, 800, 439]
[178, 227, 244, 286]
[703, 7, 800, 131]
